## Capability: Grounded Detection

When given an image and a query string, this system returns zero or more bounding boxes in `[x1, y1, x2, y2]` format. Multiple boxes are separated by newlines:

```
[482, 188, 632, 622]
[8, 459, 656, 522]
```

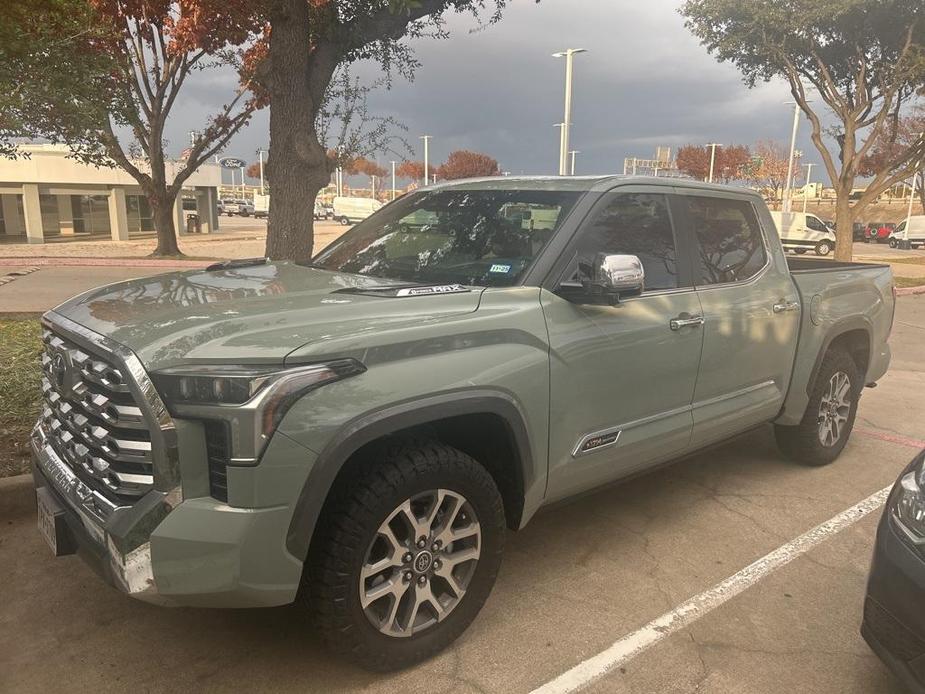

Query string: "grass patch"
[868, 256, 925, 265]
[0, 316, 43, 477]
[895, 276, 925, 288]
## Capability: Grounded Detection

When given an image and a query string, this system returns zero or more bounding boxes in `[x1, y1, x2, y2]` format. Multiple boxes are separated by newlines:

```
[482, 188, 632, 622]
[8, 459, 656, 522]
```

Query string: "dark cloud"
[161, 0, 825, 183]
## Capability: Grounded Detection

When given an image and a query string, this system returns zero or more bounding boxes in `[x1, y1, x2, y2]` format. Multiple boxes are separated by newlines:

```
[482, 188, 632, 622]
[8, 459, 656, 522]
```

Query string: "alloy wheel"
[359, 489, 481, 638]
[817, 371, 852, 447]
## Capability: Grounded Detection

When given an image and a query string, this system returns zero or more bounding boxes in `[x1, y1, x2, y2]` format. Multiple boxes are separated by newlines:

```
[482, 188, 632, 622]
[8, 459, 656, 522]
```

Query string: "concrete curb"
[0, 473, 34, 520]
[0, 257, 212, 268]
[897, 285, 925, 297]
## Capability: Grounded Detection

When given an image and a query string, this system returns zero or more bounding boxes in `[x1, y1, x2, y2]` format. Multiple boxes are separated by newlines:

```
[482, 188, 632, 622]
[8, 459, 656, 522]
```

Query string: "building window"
[126, 195, 154, 232]
[72, 195, 111, 235]
[39, 194, 60, 235]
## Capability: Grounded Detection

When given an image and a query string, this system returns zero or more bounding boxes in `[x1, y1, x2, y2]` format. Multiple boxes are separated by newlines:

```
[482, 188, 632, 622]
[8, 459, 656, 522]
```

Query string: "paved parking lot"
[1, 295, 924, 694]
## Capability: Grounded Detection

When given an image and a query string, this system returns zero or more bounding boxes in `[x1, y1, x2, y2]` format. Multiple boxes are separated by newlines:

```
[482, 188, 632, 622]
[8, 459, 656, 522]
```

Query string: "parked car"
[769, 211, 837, 256]
[889, 216, 925, 249]
[333, 195, 382, 225]
[313, 201, 327, 220]
[865, 222, 896, 243]
[862, 448, 925, 693]
[222, 199, 255, 217]
[31, 177, 894, 670]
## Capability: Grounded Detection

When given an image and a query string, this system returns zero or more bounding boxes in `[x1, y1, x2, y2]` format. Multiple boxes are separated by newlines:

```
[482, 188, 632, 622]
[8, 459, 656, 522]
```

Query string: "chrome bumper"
[31, 424, 169, 604]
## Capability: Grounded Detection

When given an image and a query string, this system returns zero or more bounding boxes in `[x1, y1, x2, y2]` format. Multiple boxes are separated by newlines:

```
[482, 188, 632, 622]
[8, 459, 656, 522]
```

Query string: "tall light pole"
[256, 148, 266, 195]
[706, 143, 722, 183]
[553, 48, 587, 175]
[802, 162, 814, 214]
[420, 135, 432, 186]
[782, 101, 808, 213]
[390, 161, 397, 201]
[554, 124, 565, 173]
[569, 150, 579, 175]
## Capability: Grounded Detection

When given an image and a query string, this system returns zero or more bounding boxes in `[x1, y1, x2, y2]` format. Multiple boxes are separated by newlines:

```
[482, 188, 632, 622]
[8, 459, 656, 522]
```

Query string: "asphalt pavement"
[1, 296, 924, 693]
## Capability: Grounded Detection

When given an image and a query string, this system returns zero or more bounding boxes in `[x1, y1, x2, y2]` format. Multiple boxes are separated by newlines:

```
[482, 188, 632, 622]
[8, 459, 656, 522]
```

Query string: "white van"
[253, 193, 270, 219]
[888, 216, 925, 249]
[769, 211, 836, 256]
[333, 196, 383, 225]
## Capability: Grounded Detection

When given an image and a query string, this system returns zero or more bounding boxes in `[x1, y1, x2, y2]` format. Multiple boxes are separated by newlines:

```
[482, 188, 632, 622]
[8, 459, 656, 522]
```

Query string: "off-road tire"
[304, 439, 505, 671]
[774, 347, 861, 466]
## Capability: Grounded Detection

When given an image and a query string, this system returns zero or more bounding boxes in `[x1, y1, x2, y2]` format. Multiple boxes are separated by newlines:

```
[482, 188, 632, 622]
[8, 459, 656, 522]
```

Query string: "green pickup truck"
[31, 177, 894, 670]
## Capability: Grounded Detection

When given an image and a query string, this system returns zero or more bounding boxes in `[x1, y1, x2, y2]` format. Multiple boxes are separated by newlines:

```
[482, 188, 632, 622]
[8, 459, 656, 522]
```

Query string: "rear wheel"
[774, 347, 860, 466]
[304, 439, 505, 671]
[339, 216, 351, 225]
[815, 240, 833, 256]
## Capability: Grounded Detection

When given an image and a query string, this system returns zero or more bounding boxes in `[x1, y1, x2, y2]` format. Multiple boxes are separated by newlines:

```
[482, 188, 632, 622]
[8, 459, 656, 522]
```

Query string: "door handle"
[772, 301, 800, 313]
[670, 315, 705, 330]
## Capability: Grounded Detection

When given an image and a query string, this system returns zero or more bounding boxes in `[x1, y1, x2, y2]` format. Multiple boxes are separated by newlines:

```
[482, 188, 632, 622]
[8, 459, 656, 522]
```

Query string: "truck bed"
[776, 255, 894, 425]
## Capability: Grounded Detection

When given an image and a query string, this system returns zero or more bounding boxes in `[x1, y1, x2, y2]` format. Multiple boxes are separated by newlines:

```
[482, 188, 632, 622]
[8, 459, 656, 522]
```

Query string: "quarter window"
[686, 197, 766, 285]
[569, 193, 680, 291]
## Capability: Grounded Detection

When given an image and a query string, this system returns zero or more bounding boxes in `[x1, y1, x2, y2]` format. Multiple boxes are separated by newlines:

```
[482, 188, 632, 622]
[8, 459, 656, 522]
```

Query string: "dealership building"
[0, 144, 221, 244]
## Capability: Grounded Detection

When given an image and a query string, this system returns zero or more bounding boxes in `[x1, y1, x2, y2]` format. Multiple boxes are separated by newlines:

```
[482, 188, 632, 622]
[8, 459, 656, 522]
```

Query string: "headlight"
[153, 359, 365, 461]
[893, 454, 925, 544]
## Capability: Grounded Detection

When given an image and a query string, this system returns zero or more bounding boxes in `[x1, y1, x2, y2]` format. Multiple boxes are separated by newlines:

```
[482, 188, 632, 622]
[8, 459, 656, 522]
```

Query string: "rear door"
[672, 192, 801, 449]
[542, 188, 704, 502]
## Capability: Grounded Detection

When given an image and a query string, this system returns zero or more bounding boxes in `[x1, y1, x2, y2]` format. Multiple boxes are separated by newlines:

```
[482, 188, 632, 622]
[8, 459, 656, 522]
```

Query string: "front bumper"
[862, 453, 925, 693]
[32, 425, 305, 608]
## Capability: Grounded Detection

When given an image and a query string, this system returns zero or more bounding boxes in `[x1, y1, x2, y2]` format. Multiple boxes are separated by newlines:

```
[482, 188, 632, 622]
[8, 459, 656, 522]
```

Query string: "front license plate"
[37, 490, 58, 555]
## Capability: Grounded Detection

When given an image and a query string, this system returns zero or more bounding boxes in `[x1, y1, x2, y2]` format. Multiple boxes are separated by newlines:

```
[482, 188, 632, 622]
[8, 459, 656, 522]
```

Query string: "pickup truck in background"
[31, 177, 893, 671]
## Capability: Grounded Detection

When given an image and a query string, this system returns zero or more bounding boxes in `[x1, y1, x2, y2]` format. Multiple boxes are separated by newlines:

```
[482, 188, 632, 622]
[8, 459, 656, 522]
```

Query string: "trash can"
[185, 213, 201, 234]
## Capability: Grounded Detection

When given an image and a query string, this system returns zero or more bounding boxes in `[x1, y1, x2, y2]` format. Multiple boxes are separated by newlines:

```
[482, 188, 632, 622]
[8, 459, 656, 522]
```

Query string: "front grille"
[864, 597, 925, 662]
[39, 328, 154, 501]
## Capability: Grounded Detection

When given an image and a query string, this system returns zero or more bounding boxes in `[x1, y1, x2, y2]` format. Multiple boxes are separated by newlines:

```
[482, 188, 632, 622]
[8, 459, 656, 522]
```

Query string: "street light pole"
[569, 150, 579, 175]
[707, 143, 722, 183]
[420, 135, 432, 186]
[390, 161, 396, 201]
[802, 162, 814, 214]
[783, 101, 803, 213]
[256, 148, 266, 196]
[553, 48, 587, 176]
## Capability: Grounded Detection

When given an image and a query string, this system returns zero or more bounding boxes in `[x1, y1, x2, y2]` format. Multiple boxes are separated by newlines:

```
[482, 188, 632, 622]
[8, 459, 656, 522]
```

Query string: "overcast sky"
[170, 0, 822, 185]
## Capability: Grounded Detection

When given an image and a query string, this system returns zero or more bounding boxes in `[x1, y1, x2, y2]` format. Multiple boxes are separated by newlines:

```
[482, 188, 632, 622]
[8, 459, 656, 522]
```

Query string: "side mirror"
[592, 253, 645, 297]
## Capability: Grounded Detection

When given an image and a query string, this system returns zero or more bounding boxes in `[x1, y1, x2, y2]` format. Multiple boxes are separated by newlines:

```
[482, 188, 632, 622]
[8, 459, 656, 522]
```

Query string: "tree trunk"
[265, 0, 333, 262]
[149, 192, 181, 257]
[833, 188, 855, 262]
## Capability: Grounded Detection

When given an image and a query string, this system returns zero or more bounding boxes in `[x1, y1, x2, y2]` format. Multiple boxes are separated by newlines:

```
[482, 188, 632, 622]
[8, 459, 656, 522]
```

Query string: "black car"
[863, 448, 925, 693]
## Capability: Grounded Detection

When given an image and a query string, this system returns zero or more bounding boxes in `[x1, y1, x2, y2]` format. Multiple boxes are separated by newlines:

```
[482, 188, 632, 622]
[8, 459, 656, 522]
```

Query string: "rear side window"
[685, 197, 766, 286]
[568, 193, 680, 291]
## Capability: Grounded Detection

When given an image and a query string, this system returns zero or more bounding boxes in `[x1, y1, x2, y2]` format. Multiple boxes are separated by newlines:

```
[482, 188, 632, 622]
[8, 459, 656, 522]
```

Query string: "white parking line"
[530, 485, 892, 694]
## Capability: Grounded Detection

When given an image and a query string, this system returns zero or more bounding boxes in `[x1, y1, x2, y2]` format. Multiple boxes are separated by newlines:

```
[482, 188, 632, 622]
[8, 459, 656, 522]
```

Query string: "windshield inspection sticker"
[489, 264, 512, 273]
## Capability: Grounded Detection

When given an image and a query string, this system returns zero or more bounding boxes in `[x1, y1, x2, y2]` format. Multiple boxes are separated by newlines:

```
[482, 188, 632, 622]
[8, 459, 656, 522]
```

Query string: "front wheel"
[815, 240, 833, 256]
[889, 239, 898, 248]
[339, 216, 351, 225]
[304, 440, 505, 671]
[774, 347, 860, 466]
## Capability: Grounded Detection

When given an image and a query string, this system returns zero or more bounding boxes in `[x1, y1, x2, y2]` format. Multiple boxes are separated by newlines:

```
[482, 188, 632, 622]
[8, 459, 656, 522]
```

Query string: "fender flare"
[805, 316, 873, 396]
[285, 389, 534, 561]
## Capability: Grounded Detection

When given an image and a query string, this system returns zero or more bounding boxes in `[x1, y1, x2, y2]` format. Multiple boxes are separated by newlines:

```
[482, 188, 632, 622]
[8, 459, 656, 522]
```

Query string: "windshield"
[310, 188, 582, 287]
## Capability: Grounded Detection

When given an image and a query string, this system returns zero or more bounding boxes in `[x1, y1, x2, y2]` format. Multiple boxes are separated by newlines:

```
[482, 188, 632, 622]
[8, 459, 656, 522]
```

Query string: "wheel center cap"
[413, 550, 434, 574]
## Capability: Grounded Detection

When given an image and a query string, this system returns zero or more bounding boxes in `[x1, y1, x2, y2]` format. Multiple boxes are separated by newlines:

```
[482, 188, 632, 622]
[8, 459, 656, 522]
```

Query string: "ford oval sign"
[219, 157, 245, 169]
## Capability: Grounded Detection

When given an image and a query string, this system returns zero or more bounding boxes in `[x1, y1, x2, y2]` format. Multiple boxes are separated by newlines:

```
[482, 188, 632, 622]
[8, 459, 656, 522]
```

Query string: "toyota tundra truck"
[31, 176, 894, 670]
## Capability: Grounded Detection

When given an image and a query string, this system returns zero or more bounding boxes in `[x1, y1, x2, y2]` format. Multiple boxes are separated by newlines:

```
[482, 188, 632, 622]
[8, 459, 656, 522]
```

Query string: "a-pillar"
[57, 195, 75, 235]
[108, 187, 129, 241]
[21, 184, 44, 244]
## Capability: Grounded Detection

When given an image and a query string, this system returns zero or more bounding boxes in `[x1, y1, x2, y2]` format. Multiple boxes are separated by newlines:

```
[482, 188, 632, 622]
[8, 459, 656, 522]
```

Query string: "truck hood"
[51, 262, 483, 371]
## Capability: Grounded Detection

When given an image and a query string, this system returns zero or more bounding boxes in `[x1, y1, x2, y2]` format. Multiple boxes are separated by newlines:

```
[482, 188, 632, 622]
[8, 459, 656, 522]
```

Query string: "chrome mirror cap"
[592, 253, 645, 295]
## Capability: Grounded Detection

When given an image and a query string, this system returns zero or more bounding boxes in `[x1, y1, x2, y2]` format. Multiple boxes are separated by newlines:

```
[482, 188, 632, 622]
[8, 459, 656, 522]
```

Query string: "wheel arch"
[805, 318, 873, 397]
[285, 390, 534, 561]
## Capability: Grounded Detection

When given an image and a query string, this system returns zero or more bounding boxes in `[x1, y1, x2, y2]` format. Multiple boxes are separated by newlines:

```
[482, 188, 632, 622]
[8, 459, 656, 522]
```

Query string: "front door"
[674, 193, 801, 449]
[542, 190, 704, 502]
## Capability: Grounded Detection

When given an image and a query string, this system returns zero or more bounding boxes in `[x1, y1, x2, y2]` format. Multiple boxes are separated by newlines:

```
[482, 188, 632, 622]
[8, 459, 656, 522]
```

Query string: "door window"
[685, 197, 766, 286]
[568, 193, 680, 291]
[805, 215, 827, 232]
